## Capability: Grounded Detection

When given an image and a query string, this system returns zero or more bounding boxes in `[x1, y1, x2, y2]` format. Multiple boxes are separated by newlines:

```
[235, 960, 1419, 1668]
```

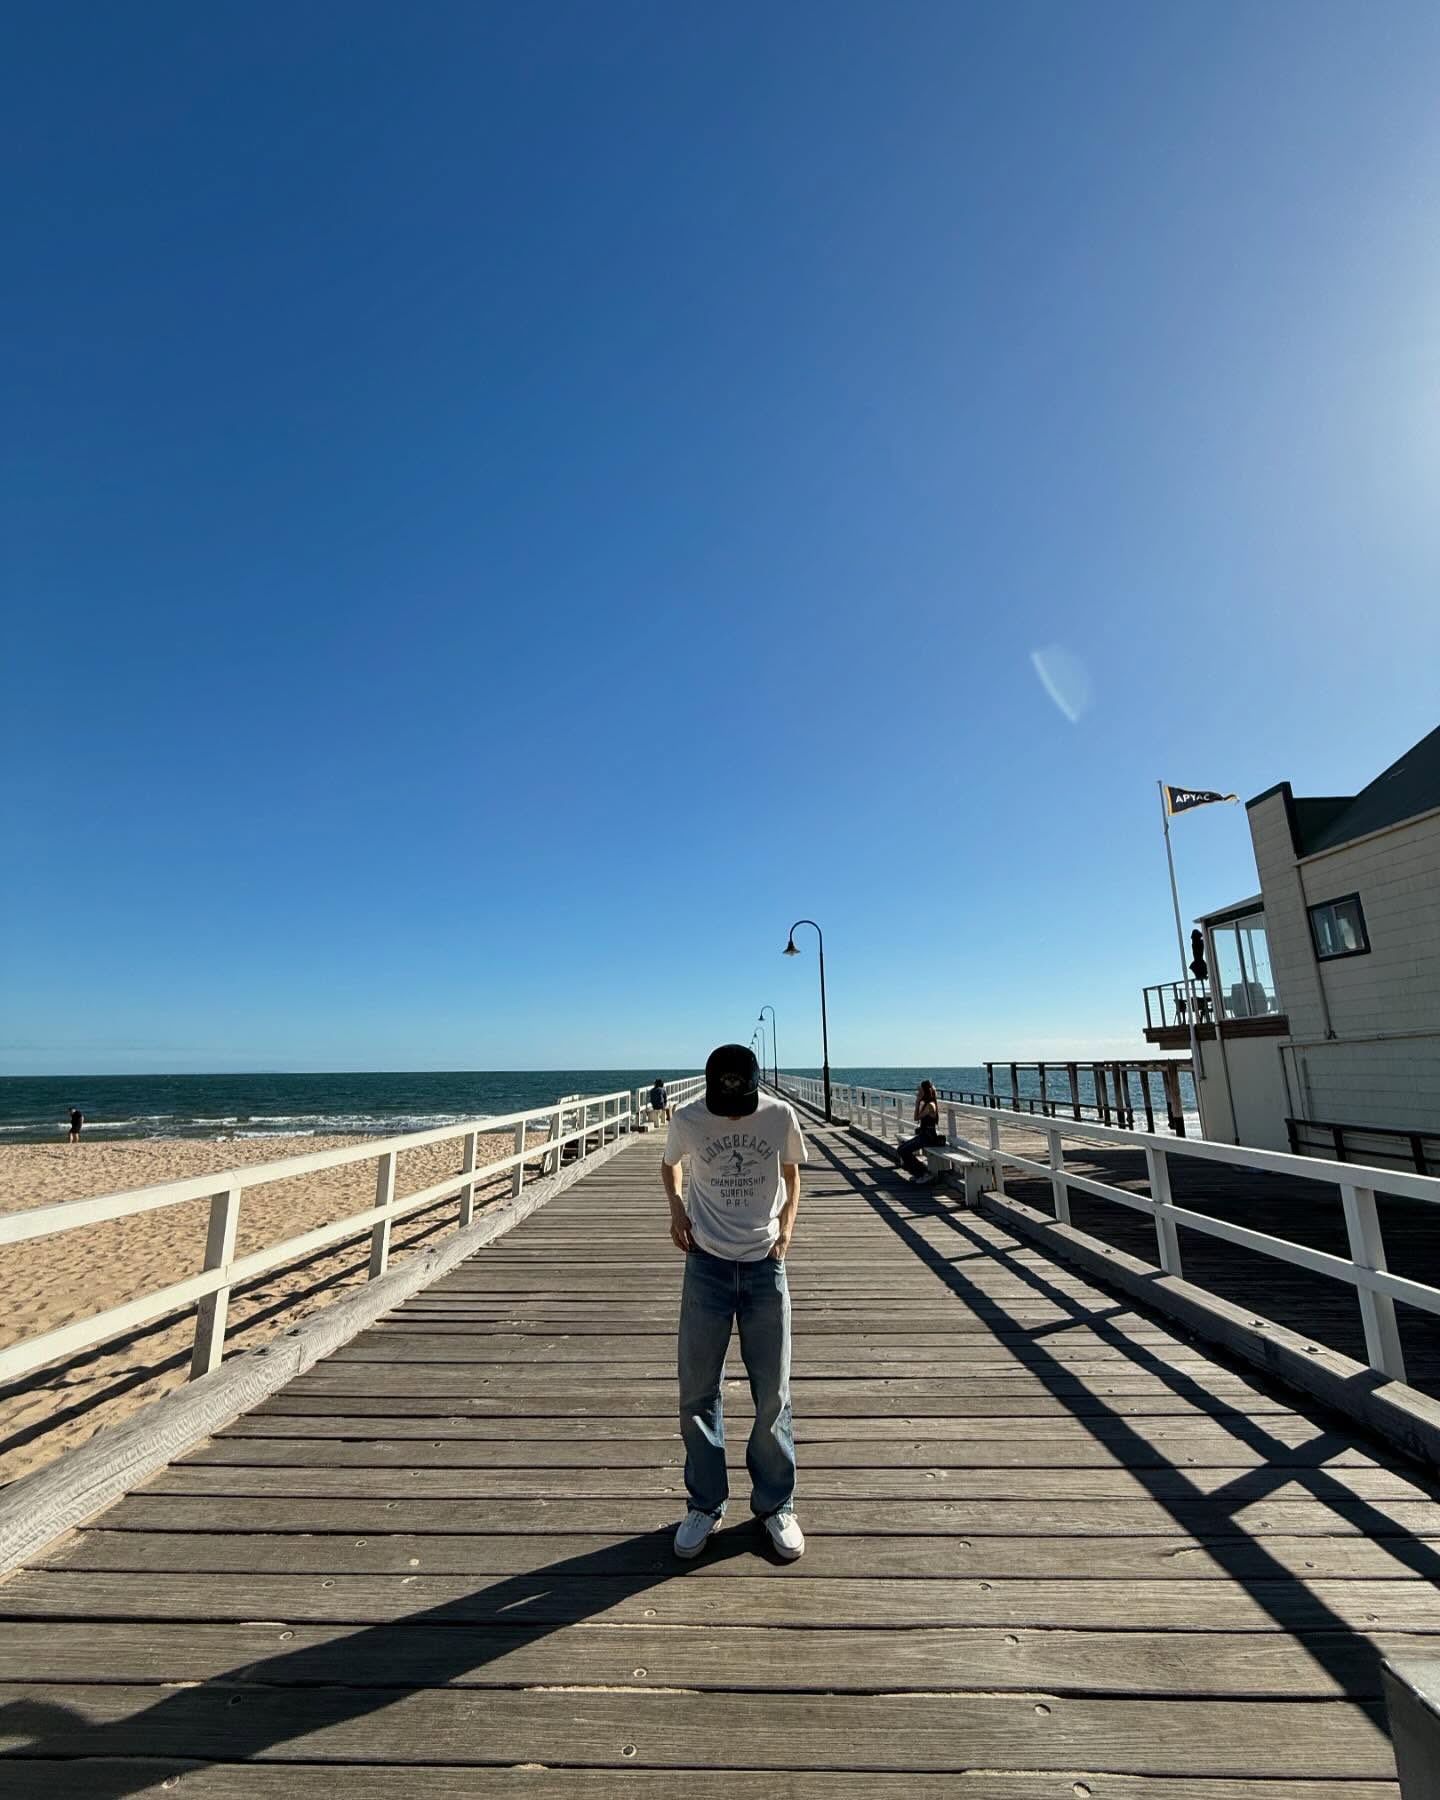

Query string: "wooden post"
[190, 1184, 241, 1380]
[946, 1104, 957, 1147]
[1140, 1070, 1155, 1135]
[1382, 1658, 1440, 1799]
[458, 1130, 478, 1229]
[511, 1119, 527, 1197]
[1145, 1144, 1184, 1276]
[546, 1107, 562, 1174]
[986, 1064, 996, 1107]
[987, 1110, 1005, 1194]
[1114, 1062, 1131, 1128]
[1341, 1183, 1407, 1381]
[1045, 1128, 1070, 1226]
[1038, 1062, 1050, 1118]
[1094, 1064, 1111, 1126]
[368, 1150, 397, 1281]
[1067, 1063, 1081, 1122]
[1160, 1062, 1185, 1136]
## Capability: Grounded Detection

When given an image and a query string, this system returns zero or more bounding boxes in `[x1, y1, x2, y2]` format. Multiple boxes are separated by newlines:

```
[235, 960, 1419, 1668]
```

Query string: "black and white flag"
[1163, 785, 1238, 817]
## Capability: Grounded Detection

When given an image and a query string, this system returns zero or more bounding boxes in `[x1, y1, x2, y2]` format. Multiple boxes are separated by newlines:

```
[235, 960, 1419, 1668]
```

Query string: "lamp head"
[783, 936, 799, 957]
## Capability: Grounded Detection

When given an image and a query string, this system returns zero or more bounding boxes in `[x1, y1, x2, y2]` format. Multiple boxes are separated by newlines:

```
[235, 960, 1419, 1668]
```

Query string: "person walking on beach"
[68, 1108, 84, 1143]
[896, 1079, 943, 1179]
[661, 1043, 807, 1562]
[649, 1078, 670, 1125]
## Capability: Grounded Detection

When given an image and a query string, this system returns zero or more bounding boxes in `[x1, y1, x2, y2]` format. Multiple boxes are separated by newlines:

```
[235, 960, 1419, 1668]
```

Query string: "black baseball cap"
[705, 1044, 760, 1116]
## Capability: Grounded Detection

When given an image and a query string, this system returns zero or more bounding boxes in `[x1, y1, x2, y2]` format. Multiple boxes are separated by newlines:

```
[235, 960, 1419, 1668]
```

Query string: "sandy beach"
[0, 1128, 539, 1486]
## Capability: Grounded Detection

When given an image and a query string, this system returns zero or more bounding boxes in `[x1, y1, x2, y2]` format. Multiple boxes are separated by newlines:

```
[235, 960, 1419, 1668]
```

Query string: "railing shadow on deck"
[0, 1526, 787, 1790]
[809, 1130, 1440, 1707]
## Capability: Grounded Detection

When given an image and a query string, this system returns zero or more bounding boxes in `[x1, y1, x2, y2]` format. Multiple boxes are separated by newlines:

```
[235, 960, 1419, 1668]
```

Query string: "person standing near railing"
[649, 1078, 671, 1125]
[896, 1080, 943, 1180]
[660, 1043, 807, 1563]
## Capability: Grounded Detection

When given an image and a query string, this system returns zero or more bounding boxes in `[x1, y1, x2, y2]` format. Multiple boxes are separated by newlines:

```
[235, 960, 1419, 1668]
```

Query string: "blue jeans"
[678, 1245, 795, 1519]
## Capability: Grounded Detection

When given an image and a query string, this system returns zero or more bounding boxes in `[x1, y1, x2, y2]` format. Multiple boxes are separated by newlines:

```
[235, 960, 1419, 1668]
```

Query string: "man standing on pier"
[660, 1043, 807, 1561]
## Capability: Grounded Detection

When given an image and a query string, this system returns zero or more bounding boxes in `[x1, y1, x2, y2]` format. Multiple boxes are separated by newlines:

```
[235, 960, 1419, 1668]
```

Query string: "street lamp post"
[758, 1005, 778, 1089]
[783, 919, 832, 1122]
[753, 1023, 768, 1086]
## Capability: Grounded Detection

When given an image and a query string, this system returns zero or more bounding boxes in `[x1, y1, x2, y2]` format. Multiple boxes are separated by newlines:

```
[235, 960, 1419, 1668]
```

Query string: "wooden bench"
[920, 1145, 994, 1205]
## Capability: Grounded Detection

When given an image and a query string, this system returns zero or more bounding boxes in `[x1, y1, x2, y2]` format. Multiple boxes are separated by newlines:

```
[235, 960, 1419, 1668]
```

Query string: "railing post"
[1067, 1063, 1081, 1122]
[1341, 1183, 1407, 1381]
[511, 1118, 527, 1197]
[1161, 1061, 1185, 1137]
[1145, 1145, 1184, 1277]
[458, 1129, 478, 1228]
[547, 1106, 563, 1174]
[1045, 1128, 1070, 1226]
[946, 1105, 957, 1147]
[368, 1150, 397, 1280]
[1382, 1658, 1440, 1799]
[190, 1183, 241, 1380]
[1140, 1070, 1156, 1134]
[987, 1111, 1005, 1194]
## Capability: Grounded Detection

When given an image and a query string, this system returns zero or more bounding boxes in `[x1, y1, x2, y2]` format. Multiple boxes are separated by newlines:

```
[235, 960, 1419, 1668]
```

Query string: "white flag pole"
[1159, 782, 1205, 1135]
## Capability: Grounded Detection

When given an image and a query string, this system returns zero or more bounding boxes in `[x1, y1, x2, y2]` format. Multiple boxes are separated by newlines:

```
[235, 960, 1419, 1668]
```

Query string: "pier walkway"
[3, 1121, 1439, 1793]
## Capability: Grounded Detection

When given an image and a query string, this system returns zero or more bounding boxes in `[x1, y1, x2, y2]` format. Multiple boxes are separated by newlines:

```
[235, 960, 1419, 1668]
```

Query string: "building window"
[1308, 893, 1370, 961]
[1210, 909, 1279, 1019]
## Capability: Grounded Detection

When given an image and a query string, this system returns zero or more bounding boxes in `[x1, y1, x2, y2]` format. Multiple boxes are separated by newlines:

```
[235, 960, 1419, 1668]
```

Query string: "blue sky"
[5, 1, 1439, 1074]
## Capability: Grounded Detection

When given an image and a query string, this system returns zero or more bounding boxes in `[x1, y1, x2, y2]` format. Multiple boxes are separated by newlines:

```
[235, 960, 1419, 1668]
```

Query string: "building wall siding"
[1248, 798, 1440, 1134]
[1297, 811, 1440, 1040]
[1247, 793, 1326, 1039]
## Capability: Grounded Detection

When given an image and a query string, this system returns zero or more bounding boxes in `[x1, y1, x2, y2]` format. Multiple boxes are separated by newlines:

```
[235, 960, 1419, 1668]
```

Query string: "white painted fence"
[632, 1074, 706, 1123]
[777, 1073, 1440, 1386]
[0, 1084, 648, 1390]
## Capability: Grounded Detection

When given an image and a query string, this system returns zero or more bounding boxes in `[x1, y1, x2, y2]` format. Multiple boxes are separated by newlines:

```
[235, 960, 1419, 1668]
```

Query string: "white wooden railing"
[777, 1073, 1440, 1386]
[0, 1085, 640, 1391]
[632, 1074, 707, 1122]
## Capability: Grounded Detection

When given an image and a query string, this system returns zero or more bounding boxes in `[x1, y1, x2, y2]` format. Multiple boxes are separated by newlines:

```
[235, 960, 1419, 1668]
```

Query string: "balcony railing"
[1143, 978, 1214, 1032]
[1144, 976, 1282, 1032]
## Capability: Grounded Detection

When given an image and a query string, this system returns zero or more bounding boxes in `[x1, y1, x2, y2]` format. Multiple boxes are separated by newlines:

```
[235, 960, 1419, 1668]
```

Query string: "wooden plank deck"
[3, 1121, 1440, 1794]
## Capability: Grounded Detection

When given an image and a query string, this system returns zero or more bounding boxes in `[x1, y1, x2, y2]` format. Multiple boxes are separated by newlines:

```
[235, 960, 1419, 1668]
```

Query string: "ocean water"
[0, 1071, 701, 1144]
[0, 1064, 1197, 1143]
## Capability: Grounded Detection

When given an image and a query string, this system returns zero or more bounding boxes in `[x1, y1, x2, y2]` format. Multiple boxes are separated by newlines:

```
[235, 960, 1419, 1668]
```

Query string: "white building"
[1143, 724, 1440, 1170]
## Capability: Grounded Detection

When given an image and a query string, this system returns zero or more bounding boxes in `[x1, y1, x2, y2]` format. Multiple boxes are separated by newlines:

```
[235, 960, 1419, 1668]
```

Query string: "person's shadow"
[0, 1523, 777, 1792]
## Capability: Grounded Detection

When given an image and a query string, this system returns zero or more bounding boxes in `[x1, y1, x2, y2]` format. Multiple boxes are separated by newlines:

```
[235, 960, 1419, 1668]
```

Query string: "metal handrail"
[1289, 1115, 1438, 1177]
[776, 1072, 1440, 1386]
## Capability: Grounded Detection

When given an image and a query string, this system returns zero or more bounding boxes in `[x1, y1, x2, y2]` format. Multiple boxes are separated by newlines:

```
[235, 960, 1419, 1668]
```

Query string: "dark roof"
[1197, 893, 1264, 927]
[1276, 722, 1440, 856]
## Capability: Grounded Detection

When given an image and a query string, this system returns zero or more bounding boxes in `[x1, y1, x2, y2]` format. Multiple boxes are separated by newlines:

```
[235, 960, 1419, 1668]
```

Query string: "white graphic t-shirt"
[663, 1095, 808, 1262]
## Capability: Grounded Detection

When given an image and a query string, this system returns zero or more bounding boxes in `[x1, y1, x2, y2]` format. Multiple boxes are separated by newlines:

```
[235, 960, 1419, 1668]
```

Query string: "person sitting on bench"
[897, 1080, 944, 1179]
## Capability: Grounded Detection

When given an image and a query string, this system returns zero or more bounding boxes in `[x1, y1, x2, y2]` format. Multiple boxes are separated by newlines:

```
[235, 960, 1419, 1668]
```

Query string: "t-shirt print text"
[701, 1132, 774, 1210]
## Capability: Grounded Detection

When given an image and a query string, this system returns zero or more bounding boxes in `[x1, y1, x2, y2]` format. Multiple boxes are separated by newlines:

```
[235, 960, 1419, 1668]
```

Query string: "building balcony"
[1142, 977, 1288, 1050]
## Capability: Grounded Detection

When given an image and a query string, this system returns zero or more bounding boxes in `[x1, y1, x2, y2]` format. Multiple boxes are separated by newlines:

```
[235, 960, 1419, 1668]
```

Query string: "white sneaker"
[764, 1507, 805, 1561]
[674, 1508, 720, 1559]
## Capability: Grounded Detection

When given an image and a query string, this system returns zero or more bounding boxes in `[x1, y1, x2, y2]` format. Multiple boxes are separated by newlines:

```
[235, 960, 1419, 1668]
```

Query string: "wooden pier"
[2, 1121, 1439, 1792]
